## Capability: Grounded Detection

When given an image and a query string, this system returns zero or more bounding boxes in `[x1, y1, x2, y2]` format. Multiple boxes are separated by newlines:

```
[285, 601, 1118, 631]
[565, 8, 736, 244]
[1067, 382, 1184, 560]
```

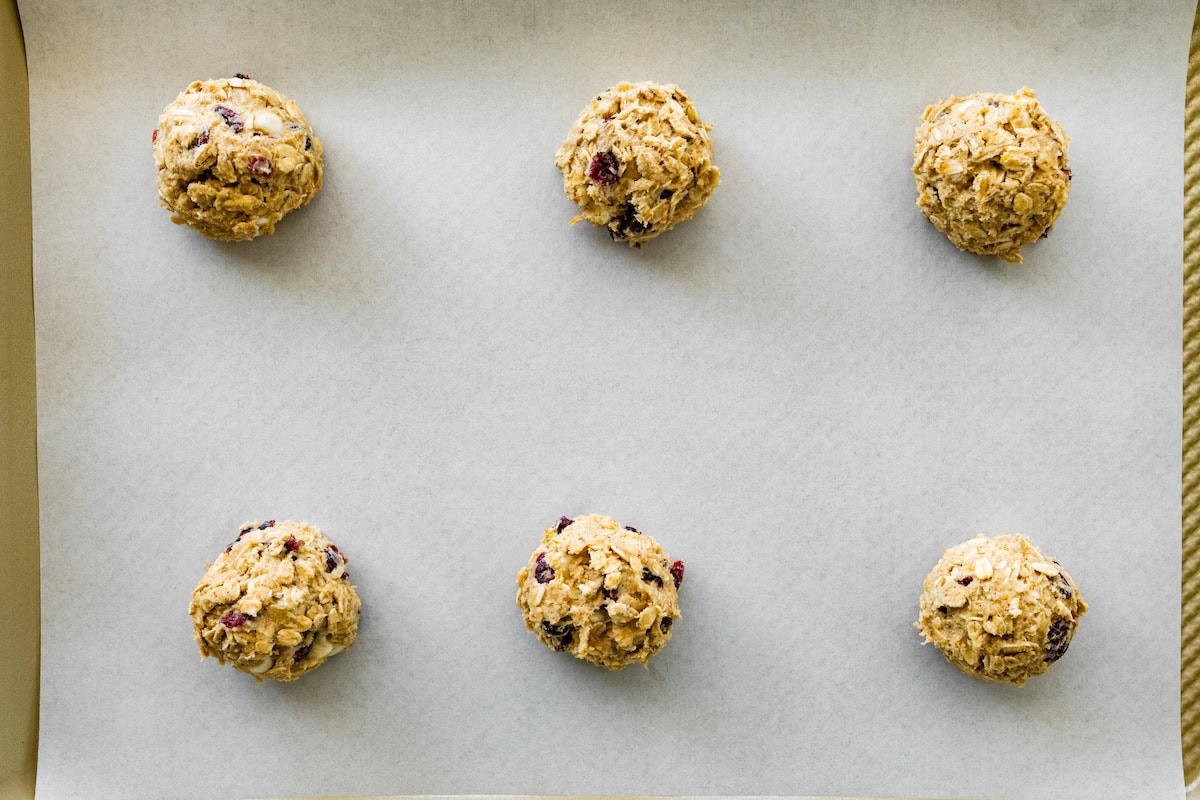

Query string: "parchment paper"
[23, 1, 1188, 798]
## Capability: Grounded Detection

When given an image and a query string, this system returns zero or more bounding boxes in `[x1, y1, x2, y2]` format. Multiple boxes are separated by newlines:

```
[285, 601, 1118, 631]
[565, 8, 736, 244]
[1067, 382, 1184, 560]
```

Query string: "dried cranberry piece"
[588, 151, 620, 186]
[234, 73, 251, 80]
[604, 587, 618, 601]
[195, 130, 209, 147]
[283, 536, 302, 553]
[660, 617, 673, 633]
[1044, 617, 1075, 663]
[293, 643, 311, 662]
[220, 612, 249, 627]
[555, 516, 573, 534]
[956, 575, 973, 586]
[1063, 167, 1073, 180]
[670, 560, 684, 588]
[324, 548, 339, 572]
[258, 520, 275, 531]
[151, 128, 158, 143]
[246, 156, 272, 177]
[642, 568, 664, 588]
[215, 105, 243, 133]
[534, 553, 555, 584]
[612, 203, 650, 240]
[623, 525, 640, 533]
[541, 620, 571, 637]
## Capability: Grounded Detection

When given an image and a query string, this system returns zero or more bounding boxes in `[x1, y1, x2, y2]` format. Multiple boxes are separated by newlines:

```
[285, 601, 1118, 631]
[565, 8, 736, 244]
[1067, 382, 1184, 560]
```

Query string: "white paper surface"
[23, 1, 1188, 798]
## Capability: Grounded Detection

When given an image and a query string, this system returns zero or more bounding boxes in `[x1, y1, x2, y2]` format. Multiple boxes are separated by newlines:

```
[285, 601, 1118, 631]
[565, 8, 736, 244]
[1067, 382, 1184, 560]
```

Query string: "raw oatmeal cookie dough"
[916, 534, 1086, 686]
[555, 81, 720, 246]
[190, 520, 359, 682]
[153, 75, 323, 241]
[516, 514, 684, 669]
[913, 87, 1071, 263]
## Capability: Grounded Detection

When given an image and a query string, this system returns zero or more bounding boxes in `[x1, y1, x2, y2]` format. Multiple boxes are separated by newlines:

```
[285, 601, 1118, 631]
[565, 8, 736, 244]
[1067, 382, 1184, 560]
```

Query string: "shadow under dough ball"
[153, 75, 323, 241]
[190, 520, 360, 682]
[916, 534, 1086, 686]
[555, 81, 720, 246]
[912, 87, 1071, 263]
[517, 514, 685, 669]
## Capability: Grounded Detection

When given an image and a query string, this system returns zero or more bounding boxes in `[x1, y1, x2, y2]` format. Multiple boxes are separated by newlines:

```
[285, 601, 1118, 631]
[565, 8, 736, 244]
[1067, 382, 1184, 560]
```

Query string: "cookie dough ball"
[153, 75, 323, 241]
[913, 87, 1071, 263]
[555, 81, 720, 246]
[190, 520, 360, 682]
[916, 534, 1086, 686]
[516, 514, 684, 669]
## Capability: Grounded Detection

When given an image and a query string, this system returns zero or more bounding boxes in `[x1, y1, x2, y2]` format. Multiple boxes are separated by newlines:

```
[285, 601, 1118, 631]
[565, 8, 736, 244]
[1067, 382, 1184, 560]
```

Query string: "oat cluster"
[555, 81, 720, 246]
[916, 534, 1086, 686]
[913, 87, 1071, 263]
[190, 520, 360, 682]
[154, 76, 323, 241]
[516, 514, 683, 669]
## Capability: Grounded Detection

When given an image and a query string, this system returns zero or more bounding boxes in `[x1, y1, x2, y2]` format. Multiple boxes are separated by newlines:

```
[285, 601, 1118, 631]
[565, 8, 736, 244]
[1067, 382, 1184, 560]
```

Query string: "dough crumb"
[153, 75, 323, 241]
[190, 520, 360, 682]
[555, 82, 720, 246]
[517, 514, 684, 669]
[912, 87, 1070, 263]
[916, 534, 1086, 686]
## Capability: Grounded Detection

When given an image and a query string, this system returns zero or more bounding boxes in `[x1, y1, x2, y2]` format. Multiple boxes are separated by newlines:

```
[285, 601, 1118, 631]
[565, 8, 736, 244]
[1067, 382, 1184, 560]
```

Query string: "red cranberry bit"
[534, 553, 555, 584]
[257, 520, 276, 531]
[642, 568, 664, 588]
[1063, 167, 1072, 180]
[293, 643, 311, 662]
[555, 516, 573, 534]
[604, 587, 618, 601]
[247, 156, 273, 177]
[220, 611, 249, 627]
[955, 575, 973, 586]
[283, 536, 303, 553]
[660, 617, 673, 633]
[151, 128, 158, 143]
[324, 548, 339, 572]
[215, 105, 243, 133]
[670, 560, 684, 588]
[588, 151, 620, 186]
[196, 130, 209, 147]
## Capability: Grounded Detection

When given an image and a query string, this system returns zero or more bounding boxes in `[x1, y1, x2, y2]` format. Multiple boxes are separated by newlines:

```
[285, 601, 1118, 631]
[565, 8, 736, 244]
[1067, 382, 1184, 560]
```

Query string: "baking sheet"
[23, 1, 1188, 798]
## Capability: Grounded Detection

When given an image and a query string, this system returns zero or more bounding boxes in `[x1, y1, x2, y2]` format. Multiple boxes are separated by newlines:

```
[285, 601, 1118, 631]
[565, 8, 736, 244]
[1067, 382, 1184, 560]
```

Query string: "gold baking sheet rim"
[1, 1, 1197, 797]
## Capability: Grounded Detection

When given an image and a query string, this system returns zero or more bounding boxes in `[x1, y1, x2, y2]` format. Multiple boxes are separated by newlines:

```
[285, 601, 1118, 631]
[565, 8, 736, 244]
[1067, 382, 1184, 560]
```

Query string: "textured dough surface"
[516, 514, 683, 669]
[916, 534, 1086, 686]
[555, 81, 719, 246]
[153, 76, 323, 241]
[190, 520, 359, 682]
[913, 87, 1070, 263]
